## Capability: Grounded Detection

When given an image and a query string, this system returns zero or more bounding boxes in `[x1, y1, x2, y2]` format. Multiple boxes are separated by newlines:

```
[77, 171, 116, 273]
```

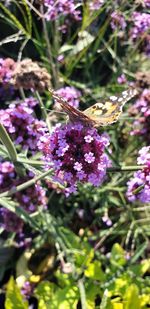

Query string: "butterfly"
[49, 87, 138, 127]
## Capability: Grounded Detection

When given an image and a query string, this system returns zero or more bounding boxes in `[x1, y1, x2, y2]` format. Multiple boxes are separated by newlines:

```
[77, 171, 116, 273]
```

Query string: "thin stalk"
[40, 4, 58, 87]
[35, 91, 52, 133]
[0, 169, 53, 198]
[78, 279, 87, 309]
[18, 157, 50, 166]
[107, 166, 146, 172]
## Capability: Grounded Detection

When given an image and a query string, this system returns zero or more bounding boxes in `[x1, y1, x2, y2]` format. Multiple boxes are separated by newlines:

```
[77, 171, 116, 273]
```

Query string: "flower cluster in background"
[44, 0, 81, 21]
[89, 0, 104, 11]
[130, 12, 150, 56]
[54, 86, 81, 109]
[38, 123, 111, 195]
[0, 161, 47, 233]
[129, 89, 150, 143]
[144, 0, 150, 7]
[11, 59, 51, 92]
[110, 11, 126, 30]
[0, 57, 16, 100]
[127, 146, 150, 203]
[0, 98, 47, 153]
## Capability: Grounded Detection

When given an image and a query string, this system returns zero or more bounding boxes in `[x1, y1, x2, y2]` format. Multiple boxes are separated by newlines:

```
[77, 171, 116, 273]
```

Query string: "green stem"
[0, 169, 53, 198]
[107, 166, 146, 172]
[18, 157, 49, 166]
[78, 279, 87, 309]
[40, 4, 58, 87]
[35, 91, 52, 133]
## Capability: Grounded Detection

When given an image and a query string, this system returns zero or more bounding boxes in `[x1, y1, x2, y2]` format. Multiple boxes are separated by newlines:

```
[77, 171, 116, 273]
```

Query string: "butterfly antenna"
[48, 88, 68, 106]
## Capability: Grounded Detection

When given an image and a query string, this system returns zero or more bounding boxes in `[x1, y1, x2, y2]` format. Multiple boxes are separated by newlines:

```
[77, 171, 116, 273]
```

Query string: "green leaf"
[129, 259, 150, 276]
[35, 281, 78, 309]
[110, 244, 126, 268]
[0, 198, 41, 231]
[5, 277, 28, 309]
[130, 242, 148, 264]
[124, 284, 140, 309]
[68, 31, 95, 56]
[85, 260, 106, 281]
[35, 281, 53, 308]
[0, 124, 17, 162]
[0, 3, 28, 36]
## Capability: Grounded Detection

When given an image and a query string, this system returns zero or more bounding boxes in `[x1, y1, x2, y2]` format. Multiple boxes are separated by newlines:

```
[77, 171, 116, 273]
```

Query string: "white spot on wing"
[118, 97, 123, 102]
[122, 90, 128, 97]
[110, 96, 117, 101]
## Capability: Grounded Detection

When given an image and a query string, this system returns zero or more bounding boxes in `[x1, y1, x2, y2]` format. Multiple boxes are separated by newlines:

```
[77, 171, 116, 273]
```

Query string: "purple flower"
[0, 58, 16, 100]
[130, 12, 150, 56]
[129, 89, 150, 142]
[144, 0, 150, 7]
[54, 86, 81, 109]
[110, 11, 126, 30]
[89, 0, 104, 11]
[0, 99, 47, 153]
[0, 160, 47, 233]
[127, 146, 150, 203]
[117, 74, 127, 84]
[44, 0, 81, 21]
[38, 122, 111, 195]
[84, 152, 95, 163]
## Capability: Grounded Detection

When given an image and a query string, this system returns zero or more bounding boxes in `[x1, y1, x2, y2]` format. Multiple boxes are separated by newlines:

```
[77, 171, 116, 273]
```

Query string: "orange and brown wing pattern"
[49, 87, 138, 127]
[83, 88, 138, 126]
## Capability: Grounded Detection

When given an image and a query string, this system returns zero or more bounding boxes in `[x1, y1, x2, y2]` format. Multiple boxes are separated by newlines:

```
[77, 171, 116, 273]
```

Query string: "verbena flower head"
[129, 89, 150, 142]
[38, 122, 111, 195]
[0, 98, 47, 153]
[127, 146, 150, 203]
[130, 12, 150, 55]
[55, 86, 81, 109]
[0, 161, 47, 232]
[11, 59, 51, 92]
[0, 58, 15, 100]
[44, 0, 81, 21]
[110, 11, 126, 30]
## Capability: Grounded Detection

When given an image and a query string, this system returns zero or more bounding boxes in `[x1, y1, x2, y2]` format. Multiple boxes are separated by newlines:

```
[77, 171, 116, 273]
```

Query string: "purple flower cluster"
[89, 0, 104, 11]
[127, 147, 150, 203]
[144, 0, 150, 7]
[44, 0, 81, 21]
[0, 58, 15, 85]
[0, 161, 47, 232]
[110, 11, 126, 30]
[0, 58, 15, 100]
[55, 86, 81, 109]
[0, 98, 47, 153]
[130, 12, 150, 56]
[38, 123, 111, 195]
[129, 89, 150, 142]
[131, 12, 150, 39]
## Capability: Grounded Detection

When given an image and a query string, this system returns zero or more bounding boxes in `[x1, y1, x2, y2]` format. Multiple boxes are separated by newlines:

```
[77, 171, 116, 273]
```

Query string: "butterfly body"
[49, 88, 138, 127]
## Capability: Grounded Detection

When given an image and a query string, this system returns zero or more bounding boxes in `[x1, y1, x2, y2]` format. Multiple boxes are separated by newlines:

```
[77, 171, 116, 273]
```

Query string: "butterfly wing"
[49, 87, 138, 127]
[49, 89, 92, 125]
[83, 88, 138, 127]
